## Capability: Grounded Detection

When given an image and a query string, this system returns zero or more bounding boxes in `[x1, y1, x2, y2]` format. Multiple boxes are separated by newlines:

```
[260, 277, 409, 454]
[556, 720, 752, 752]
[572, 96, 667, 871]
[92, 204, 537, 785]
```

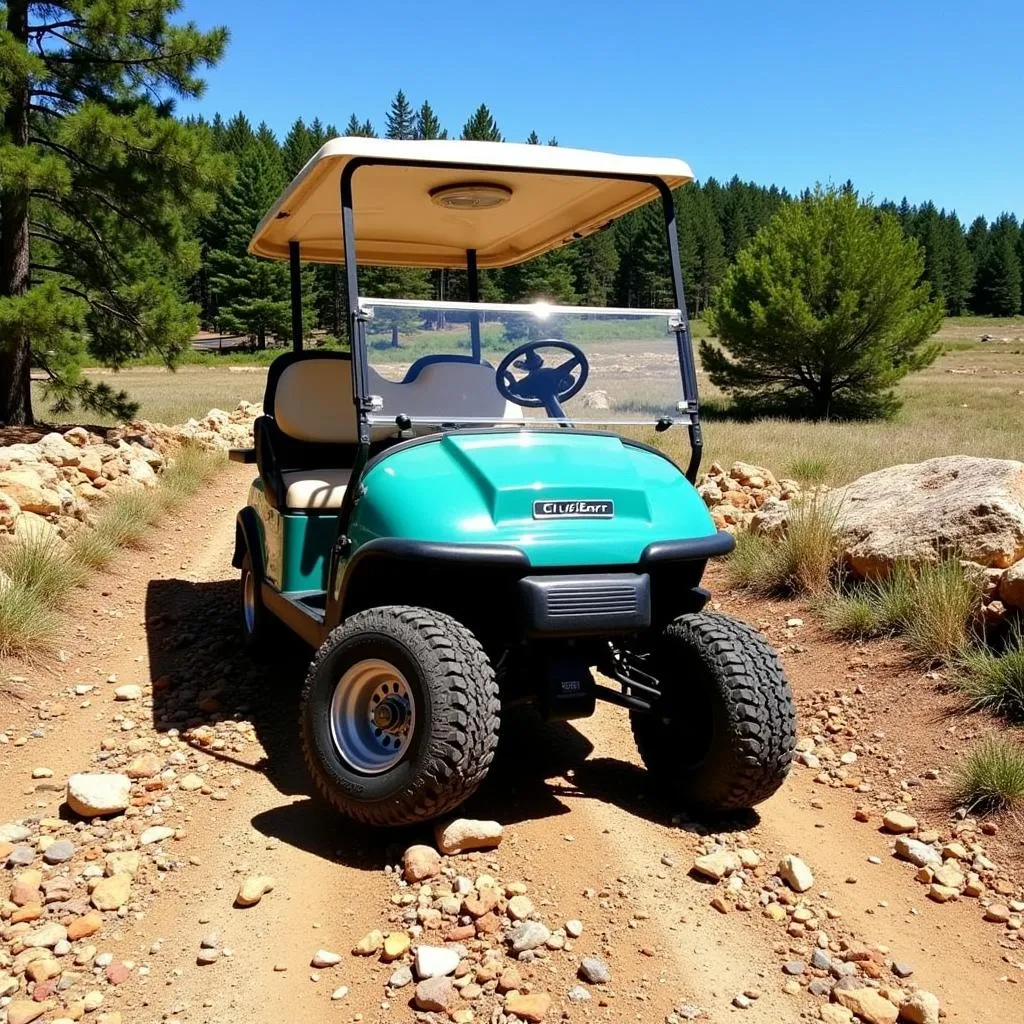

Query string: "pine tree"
[282, 118, 315, 179]
[975, 214, 1022, 316]
[344, 113, 362, 136]
[414, 101, 446, 140]
[703, 188, 943, 420]
[461, 105, 502, 141]
[223, 112, 256, 155]
[207, 145, 291, 349]
[941, 212, 973, 316]
[0, 0, 228, 424]
[385, 90, 416, 140]
[526, 130, 540, 145]
[570, 231, 618, 306]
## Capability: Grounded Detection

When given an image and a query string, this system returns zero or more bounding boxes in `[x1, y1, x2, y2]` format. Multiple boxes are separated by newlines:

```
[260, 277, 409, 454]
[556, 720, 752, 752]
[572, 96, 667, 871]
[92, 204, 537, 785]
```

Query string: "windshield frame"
[337, 156, 702, 480]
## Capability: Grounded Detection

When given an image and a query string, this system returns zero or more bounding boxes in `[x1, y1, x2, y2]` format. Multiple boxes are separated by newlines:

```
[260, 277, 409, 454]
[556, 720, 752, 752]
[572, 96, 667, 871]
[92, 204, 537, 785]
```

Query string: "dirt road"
[1, 463, 1020, 1024]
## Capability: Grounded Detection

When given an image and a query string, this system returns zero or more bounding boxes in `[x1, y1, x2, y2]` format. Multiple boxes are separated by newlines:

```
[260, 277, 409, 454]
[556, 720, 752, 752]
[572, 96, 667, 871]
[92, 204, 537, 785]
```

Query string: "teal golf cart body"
[230, 138, 795, 826]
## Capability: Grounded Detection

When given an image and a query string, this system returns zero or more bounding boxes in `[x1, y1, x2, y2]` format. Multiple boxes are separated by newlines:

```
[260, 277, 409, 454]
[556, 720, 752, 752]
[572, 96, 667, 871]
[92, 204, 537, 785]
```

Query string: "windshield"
[358, 298, 687, 429]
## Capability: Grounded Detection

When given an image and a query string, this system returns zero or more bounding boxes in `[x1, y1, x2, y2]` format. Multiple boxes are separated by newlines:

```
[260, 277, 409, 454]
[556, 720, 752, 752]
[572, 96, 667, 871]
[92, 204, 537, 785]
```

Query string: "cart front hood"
[350, 431, 716, 567]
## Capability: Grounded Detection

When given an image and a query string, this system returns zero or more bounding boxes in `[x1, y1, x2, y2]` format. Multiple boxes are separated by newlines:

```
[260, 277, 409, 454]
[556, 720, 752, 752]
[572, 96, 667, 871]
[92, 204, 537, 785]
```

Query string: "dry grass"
[954, 627, 1024, 722]
[0, 445, 222, 659]
[726, 498, 840, 597]
[951, 734, 1024, 813]
[820, 557, 983, 663]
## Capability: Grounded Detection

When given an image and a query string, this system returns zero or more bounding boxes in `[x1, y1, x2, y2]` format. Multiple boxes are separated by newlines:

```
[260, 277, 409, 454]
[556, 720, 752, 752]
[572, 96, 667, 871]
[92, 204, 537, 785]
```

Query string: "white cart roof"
[248, 137, 693, 269]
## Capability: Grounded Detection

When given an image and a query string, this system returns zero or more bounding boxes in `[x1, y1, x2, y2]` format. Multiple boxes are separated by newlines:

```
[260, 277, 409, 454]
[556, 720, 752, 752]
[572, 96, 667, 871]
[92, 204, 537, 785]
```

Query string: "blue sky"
[182, 0, 1022, 223]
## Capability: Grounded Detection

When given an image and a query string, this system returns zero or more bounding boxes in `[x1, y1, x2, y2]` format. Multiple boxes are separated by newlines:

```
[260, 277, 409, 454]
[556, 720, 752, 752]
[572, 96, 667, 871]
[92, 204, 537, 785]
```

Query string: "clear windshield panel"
[358, 298, 688, 429]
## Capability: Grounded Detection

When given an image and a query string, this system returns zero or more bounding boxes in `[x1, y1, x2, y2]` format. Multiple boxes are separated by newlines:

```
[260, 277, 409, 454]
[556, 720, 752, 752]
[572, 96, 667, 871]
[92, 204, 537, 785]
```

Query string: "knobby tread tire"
[300, 605, 500, 827]
[631, 612, 796, 810]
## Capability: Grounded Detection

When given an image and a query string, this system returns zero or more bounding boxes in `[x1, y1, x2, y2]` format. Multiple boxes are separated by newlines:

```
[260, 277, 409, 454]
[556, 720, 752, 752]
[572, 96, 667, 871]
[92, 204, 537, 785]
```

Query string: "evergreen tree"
[223, 112, 255, 155]
[207, 145, 292, 349]
[344, 113, 362, 136]
[941, 212, 973, 316]
[703, 188, 943, 420]
[526, 130, 540, 145]
[0, 0, 227, 424]
[461, 104, 502, 141]
[414, 101, 446, 140]
[385, 90, 416, 140]
[975, 214, 1023, 316]
[569, 231, 618, 306]
[282, 117, 315, 179]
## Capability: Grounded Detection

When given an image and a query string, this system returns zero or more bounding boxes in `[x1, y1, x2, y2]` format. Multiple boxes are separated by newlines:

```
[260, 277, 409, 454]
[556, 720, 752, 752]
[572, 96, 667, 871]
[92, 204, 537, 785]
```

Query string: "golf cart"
[230, 137, 795, 826]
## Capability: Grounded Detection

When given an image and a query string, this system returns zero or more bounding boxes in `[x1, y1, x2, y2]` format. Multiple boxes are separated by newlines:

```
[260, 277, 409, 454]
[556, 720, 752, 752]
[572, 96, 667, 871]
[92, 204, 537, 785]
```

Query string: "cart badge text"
[532, 499, 614, 519]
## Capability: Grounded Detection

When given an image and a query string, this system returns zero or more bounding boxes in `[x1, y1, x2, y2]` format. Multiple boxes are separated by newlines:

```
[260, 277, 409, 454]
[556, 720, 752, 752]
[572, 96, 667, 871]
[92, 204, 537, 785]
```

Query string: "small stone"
[196, 949, 219, 966]
[567, 984, 591, 1003]
[733, 993, 752, 1009]
[235, 874, 275, 907]
[932, 863, 964, 890]
[565, 918, 583, 938]
[510, 920, 550, 952]
[311, 949, 341, 968]
[893, 837, 941, 868]
[434, 818, 504, 855]
[382, 932, 410, 961]
[783, 979, 801, 995]
[113, 684, 142, 701]
[891, 962, 914, 979]
[66, 773, 131, 817]
[6, 1001, 50, 1024]
[42, 839, 75, 864]
[352, 930, 383, 956]
[504, 991, 552, 1021]
[178, 773, 204, 791]
[834, 986, 899, 1024]
[782, 960, 805, 976]
[927, 883, 958, 903]
[104, 851, 141, 877]
[983, 902, 1011, 923]
[507, 894, 535, 920]
[778, 854, 814, 892]
[138, 825, 174, 846]
[881, 810, 918, 834]
[693, 849, 741, 881]
[414, 976, 455, 1012]
[415, 944, 460, 978]
[388, 965, 413, 989]
[578, 956, 611, 984]
[6, 844, 35, 868]
[31, 767, 53, 779]
[67, 911, 103, 940]
[22, 921, 68, 948]
[126, 753, 161, 779]
[330, 986, 349, 1001]
[90, 873, 131, 911]
[403, 844, 441, 883]
[899, 989, 940, 1024]
[105, 962, 130, 985]
[811, 949, 832, 971]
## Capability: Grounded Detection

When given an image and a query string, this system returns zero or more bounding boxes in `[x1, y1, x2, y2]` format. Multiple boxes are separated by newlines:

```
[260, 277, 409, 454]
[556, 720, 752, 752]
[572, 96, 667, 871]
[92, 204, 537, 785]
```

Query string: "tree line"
[190, 90, 1024, 350]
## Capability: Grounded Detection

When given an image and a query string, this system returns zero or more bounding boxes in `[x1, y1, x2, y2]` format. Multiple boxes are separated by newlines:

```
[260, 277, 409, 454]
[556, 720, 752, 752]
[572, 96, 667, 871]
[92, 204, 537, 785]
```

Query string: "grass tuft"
[727, 497, 840, 597]
[0, 533, 86, 604]
[953, 626, 1024, 721]
[902, 557, 984, 663]
[787, 455, 834, 485]
[951, 734, 1024, 813]
[69, 528, 119, 571]
[0, 575, 59, 659]
[92, 490, 158, 549]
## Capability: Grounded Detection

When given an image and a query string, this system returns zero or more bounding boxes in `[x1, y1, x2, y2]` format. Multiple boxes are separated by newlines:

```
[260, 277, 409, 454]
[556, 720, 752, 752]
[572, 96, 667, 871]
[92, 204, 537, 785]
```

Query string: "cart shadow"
[144, 577, 754, 871]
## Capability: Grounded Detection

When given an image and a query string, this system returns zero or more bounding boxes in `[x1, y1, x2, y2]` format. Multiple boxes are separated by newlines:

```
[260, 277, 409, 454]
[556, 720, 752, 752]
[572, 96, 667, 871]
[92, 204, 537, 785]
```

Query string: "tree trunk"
[0, 0, 32, 425]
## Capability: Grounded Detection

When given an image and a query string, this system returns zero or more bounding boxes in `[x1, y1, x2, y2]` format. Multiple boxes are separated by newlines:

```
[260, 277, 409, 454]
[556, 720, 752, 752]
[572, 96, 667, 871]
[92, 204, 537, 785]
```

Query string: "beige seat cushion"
[281, 468, 352, 510]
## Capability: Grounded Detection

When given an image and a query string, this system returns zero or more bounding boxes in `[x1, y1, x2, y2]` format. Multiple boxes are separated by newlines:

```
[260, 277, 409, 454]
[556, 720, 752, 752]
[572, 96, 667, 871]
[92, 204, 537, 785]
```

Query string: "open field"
[32, 316, 1024, 483]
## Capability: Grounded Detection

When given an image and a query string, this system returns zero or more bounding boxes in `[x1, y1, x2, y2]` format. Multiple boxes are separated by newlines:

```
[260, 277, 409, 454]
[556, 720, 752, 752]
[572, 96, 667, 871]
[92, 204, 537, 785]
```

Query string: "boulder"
[0, 469, 61, 515]
[0, 488, 20, 531]
[1000, 560, 1024, 609]
[434, 818, 504, 855]
[828, 456, 1024, 577]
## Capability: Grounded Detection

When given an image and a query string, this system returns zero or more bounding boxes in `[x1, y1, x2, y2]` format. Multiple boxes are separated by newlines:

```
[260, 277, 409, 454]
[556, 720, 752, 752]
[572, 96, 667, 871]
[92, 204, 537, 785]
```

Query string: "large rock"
[829, 456, 1024, 577]
[1000, 560, 1024, 609]
[0, 469, 61, 515]
[434, 818, 504, 855]
[66, 773, 131, 817]
[834, 987, 899, 1024]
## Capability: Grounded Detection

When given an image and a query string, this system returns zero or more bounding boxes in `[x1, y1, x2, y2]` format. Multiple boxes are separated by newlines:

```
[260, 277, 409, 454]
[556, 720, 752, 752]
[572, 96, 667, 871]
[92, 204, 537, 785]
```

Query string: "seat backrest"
[267, 352, 358, 444]
[371, 360, 516, 422]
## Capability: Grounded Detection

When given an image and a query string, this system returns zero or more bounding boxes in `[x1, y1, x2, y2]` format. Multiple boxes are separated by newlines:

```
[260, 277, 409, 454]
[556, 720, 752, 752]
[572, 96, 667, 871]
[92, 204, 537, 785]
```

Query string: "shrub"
[727, 498, 839, 597]
[951, 734, 1024, 813]
[0, 578, 59, 658]
[0, 533, 86, 604]
[902, 557, 983, 663]
[69, 528, 119, 570]
[953, 627, 1024, 721]
[92, 490, 158, 549]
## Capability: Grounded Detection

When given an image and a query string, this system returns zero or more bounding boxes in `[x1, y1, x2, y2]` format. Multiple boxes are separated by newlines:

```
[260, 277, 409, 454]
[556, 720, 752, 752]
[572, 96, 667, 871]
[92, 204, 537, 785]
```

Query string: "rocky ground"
[1, 463, 1023, 1024]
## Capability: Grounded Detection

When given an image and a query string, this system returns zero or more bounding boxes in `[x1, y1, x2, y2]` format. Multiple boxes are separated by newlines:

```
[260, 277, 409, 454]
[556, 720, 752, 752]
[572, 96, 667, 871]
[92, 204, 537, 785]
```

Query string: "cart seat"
[280, 468, 352, 510]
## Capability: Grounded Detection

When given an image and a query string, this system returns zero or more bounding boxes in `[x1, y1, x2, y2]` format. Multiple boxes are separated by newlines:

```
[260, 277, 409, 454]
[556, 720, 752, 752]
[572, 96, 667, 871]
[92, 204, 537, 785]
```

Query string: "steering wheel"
[496, 340, 590, 419]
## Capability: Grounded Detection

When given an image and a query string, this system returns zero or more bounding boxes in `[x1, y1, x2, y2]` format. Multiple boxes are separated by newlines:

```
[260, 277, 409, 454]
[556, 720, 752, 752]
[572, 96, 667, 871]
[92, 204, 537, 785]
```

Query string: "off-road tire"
[631, 612, 795, 811]
[239, 550, 278, 651]
[300, 605, 500, 826]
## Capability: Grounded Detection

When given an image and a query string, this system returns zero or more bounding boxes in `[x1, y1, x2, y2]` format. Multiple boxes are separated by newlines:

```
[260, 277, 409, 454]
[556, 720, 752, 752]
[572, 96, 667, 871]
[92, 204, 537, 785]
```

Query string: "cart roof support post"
[289, 240, 303, 352]
[467, 248, 481, 362]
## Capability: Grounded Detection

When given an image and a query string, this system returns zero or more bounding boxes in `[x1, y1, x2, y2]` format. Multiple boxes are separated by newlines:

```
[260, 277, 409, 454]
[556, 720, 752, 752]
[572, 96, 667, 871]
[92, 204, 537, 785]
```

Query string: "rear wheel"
[630, 612, 795, 811]
[239, 550, 277, 651]
[300, 605, 500, 826]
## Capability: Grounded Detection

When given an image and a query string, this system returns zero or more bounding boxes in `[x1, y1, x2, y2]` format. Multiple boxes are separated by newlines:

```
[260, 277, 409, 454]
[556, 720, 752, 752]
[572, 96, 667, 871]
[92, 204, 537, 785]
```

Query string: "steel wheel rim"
[330, 658, 416, 774]
[242, 570, 256, 634]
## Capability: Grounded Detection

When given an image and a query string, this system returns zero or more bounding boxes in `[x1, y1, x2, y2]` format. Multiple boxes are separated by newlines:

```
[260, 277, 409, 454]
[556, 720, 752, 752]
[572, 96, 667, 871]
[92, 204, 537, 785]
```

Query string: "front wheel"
[300, 606, 500, 826]
[630, 612, 795, 811]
